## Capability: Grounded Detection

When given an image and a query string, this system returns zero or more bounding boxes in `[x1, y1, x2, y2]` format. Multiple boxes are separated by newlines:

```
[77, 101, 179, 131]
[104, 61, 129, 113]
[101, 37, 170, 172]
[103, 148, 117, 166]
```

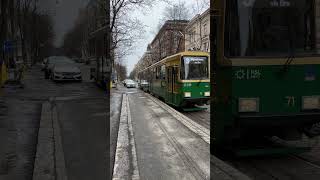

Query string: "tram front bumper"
[237, 112, 320, 128]
[182, 97, 210, 106]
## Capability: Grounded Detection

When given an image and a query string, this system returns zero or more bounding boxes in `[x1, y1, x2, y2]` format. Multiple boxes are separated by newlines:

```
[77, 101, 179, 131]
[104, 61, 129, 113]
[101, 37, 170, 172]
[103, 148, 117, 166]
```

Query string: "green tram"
[212, 0, 320, 156]
[138, 51, 210, 111]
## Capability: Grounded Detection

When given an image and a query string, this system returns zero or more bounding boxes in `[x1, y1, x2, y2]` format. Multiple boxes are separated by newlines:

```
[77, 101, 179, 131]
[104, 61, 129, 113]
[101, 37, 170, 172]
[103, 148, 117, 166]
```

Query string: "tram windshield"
[181, 56, 209, 80]
[224, 0, 319, 57]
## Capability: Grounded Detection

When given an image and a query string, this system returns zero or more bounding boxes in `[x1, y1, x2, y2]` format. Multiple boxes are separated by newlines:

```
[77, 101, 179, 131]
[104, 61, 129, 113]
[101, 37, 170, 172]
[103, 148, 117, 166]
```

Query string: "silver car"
[45, 56, 75, 79]
[125, 80, 136, 88]
[51, 63, 82, 81]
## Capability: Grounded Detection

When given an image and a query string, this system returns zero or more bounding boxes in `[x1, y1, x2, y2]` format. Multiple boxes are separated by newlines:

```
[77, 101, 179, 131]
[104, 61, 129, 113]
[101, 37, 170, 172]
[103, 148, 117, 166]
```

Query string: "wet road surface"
[113, 85, 210, 179]
[56, 97, 108, 180]
[0, 64, 105, 180]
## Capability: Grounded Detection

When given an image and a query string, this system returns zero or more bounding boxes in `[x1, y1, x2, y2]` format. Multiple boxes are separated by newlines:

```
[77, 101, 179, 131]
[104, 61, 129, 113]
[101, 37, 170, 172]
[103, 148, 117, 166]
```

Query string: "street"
[111, 85, 210, 179]
[0, 63, 107, 180]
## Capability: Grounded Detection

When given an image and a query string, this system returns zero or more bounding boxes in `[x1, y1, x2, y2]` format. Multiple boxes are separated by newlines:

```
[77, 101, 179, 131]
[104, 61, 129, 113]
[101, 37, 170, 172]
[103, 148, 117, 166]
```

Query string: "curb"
[52, 103, 68, 180]
[33, 100, 67, 180]
[33, 101, 54, 180]
[112, 94, 140, 180]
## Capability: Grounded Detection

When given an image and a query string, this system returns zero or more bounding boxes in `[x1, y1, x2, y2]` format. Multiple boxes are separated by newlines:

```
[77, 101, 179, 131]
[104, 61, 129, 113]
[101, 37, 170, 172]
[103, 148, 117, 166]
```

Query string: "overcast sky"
[125, 0, 209, 76]
[39, 0, 89, 47]
[38, 0, 208, 75]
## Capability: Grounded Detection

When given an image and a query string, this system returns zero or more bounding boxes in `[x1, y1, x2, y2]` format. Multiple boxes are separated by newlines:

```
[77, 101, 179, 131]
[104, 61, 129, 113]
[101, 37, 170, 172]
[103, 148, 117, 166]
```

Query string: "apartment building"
[185, 8, 210, 52]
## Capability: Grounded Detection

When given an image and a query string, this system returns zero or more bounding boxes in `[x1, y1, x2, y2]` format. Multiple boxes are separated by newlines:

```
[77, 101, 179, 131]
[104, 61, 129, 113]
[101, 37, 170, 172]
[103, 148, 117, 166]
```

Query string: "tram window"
[161, 65, 166, 79]
[157, 67, 161, 79]
[181, 56, 209, 80]
[224, 0, 317, 57]
[152, 68, 156, 80]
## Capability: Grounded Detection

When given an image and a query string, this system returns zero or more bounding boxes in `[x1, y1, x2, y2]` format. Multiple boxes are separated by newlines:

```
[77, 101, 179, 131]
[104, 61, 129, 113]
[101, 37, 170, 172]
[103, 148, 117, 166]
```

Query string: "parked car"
[72, 57, 85, 63]
[44, 56, 75, 79]
[125, 80, 136, 88]
[51, 63, 82, 81]
[123, 79, 130, 86]
[139, 80, 149, 91]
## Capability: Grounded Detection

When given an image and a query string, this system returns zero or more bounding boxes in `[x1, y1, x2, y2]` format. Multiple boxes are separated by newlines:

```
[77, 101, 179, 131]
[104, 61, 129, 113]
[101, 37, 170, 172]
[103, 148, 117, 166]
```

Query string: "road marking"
[146, 94, 210, 144]
[113, 94, 140, 180]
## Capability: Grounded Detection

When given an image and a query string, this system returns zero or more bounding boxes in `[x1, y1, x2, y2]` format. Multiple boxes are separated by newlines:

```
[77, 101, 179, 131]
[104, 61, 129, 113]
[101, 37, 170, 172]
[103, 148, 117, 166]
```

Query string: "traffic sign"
[3, 40, 14, 53]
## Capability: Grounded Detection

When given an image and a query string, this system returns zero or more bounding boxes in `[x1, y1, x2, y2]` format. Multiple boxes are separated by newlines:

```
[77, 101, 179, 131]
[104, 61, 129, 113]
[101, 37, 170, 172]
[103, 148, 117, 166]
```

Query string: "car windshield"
[224, 0, 319, 57]
[181, 56, 209, 80]
[54, 63, 77, 68]
[48, 56, 74, 65]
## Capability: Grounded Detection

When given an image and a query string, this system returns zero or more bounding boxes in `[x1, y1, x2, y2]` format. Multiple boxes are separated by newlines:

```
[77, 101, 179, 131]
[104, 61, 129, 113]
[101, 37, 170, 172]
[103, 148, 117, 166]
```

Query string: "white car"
[51, 63, 82, 81]
[44, 56, 75, 79]
[125, 80, 136, 88]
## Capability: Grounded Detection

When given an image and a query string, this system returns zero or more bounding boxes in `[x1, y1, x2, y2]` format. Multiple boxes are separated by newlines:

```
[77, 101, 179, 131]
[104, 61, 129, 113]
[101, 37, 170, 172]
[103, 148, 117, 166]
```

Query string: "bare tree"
[109, 0, 156, 64]
[16, 0, 39, 63]
[163, 1, 190, 21]
[190, 0, 210, 15]
[114, 62, 127, 80]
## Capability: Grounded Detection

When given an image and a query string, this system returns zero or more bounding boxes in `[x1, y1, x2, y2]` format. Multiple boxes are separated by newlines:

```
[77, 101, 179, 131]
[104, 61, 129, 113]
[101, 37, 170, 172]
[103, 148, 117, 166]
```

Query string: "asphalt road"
[0, 63, 106, 180]
[56, 97, 108, 180]
[113, 85, 210, 180]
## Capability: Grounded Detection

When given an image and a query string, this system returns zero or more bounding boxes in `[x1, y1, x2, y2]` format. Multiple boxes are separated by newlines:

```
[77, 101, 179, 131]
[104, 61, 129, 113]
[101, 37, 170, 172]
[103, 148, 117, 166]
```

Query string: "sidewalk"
[0, 91, 42, 180]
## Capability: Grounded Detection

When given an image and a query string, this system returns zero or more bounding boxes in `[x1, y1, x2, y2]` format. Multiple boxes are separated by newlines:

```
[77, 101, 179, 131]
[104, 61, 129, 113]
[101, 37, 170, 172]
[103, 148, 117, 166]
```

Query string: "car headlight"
[302, 96, 320, 110]
[238, 98, 259, 112]
[184, 92, 191, 98]
[204, 92, 210, 97]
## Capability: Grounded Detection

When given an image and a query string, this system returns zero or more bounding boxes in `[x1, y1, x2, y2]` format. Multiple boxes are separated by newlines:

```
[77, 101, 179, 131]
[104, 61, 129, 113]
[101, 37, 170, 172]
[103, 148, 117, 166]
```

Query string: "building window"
[203, 24, 208, 36]
[203, 43, 207, 52]
[192, 31, 196, 42]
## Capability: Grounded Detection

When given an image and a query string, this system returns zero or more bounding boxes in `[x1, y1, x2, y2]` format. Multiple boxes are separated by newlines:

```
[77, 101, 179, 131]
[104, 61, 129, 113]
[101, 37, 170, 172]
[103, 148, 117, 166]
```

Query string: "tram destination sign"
[241, 0, 293, 8]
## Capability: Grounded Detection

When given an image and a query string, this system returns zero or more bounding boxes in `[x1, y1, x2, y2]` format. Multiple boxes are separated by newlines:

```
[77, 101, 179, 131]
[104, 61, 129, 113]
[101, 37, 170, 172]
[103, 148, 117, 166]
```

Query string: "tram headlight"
[204, 92, 210, 97]
[302, 96, 320, 110]
[184, 92, 191, 98]
[238, 98, 259, 112]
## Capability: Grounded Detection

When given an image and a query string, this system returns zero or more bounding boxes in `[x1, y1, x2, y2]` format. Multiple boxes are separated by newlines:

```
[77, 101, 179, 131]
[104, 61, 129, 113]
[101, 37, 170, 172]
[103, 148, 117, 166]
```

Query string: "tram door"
[167, 66, 178, 104]
[167, 67, 173, 103]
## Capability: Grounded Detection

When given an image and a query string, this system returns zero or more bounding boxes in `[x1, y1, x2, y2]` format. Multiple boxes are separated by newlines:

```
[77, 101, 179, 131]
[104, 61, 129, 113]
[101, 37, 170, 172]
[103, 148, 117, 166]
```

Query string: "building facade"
[150, 20, 189, 63]
[185, 8, 210, 52]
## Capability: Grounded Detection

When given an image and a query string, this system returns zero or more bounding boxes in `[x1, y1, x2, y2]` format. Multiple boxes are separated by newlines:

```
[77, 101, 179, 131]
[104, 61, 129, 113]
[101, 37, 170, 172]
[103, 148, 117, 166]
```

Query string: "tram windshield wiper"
[281, 20, 296, 73]
[281, 55, 295, 73]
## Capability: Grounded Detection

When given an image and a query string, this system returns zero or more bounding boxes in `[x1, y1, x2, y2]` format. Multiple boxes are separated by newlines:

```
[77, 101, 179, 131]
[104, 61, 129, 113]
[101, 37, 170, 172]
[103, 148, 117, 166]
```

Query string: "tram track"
[125, 89, 210, 179]
[145, 93, 210, 144]
[183, 109, 210, 130]
[136, 86, 211, 129]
